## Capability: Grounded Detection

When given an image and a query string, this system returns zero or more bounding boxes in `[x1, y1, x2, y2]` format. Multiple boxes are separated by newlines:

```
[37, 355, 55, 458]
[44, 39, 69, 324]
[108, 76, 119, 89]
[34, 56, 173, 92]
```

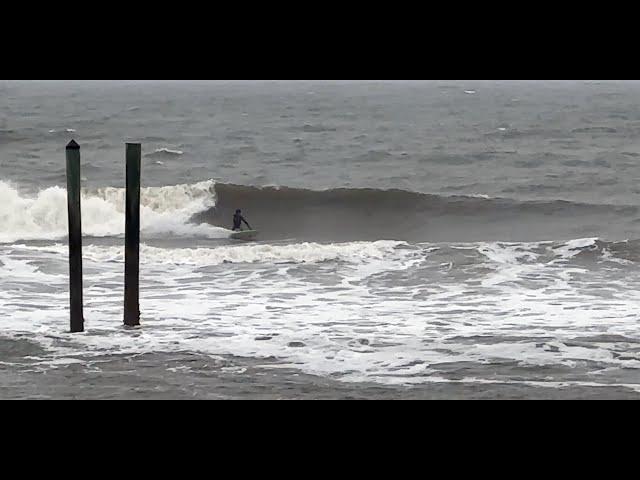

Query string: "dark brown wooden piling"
[65, 140, 84, 332]
[124, 143, 141, 327]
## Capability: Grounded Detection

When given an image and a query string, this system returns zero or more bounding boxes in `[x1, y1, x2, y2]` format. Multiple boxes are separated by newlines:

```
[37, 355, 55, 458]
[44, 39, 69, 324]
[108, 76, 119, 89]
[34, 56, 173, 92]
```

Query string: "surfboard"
[230, 229, 258, 241]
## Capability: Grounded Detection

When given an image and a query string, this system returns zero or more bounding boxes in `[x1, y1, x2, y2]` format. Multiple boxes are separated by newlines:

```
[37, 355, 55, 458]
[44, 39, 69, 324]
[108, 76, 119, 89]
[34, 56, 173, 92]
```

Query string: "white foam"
[0, 255, 64, 282]
[476, 239, 594, 288]
[478, 242, 541, 265]
[153, 148, 183, 155]
[47, 128, 76, 133]
[0, 180, 224, 243]
[601, 248, 634, 265]
[20, 240, 409, 267]
[552, 237, 598, 260]
[2, 237, 640, 388]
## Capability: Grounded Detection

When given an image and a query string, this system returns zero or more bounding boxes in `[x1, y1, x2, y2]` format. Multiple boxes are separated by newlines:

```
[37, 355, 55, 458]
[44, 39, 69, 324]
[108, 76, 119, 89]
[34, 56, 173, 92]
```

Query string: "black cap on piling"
[66, 139, 80, 149]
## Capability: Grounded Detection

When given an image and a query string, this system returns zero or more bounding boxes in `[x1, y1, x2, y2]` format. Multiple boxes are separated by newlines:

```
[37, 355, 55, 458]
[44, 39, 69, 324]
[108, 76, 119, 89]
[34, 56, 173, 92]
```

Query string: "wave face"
[3, 179, 639, 244]
[0, 180, 226, 243]
[192, 183, 640, 242]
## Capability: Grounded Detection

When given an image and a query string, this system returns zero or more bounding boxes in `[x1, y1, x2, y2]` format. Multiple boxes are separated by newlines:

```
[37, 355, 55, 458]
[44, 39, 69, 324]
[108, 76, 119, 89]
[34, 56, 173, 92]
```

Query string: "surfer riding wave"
[232, 209, 252, 231]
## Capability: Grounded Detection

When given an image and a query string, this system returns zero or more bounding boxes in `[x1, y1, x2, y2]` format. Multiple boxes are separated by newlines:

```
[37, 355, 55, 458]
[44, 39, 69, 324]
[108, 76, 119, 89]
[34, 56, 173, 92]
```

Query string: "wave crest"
[0, 180, 224, 243]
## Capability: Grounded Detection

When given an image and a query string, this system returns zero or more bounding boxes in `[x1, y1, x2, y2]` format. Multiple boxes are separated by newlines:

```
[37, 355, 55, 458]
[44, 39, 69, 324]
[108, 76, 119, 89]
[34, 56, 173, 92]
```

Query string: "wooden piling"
[124, 143, 141, 327]
[65, 140, 84, 333]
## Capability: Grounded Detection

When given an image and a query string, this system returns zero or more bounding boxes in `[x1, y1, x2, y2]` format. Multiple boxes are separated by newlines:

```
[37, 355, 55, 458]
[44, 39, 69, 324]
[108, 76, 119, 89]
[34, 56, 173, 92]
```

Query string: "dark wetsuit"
[233, 213, 251, 231]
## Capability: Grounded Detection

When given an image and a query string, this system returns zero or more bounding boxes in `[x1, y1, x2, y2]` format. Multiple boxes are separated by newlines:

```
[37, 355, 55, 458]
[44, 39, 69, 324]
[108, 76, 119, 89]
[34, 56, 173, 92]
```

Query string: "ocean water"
[2, 80, 640, 398]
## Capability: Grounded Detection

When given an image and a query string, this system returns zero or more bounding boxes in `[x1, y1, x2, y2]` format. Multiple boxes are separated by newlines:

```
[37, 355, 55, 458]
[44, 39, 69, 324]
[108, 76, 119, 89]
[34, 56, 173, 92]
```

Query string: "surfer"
[232, 209, 252, 231]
